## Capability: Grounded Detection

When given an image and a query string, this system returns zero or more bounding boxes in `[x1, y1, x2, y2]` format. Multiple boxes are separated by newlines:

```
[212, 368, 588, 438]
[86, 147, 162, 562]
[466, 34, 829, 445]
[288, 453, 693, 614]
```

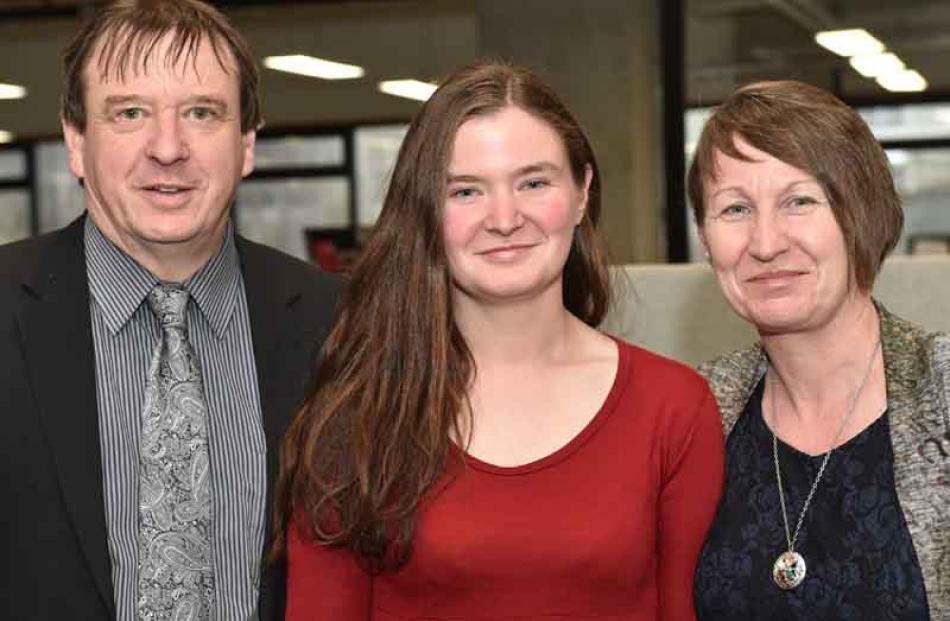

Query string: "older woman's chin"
[725, 297, 824, 335]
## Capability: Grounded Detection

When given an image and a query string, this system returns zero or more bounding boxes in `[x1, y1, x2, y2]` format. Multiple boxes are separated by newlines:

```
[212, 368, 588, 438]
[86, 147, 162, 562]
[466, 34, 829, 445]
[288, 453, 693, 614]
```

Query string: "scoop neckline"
[458, 338, 630, 476]
[750, 376, 889, 460]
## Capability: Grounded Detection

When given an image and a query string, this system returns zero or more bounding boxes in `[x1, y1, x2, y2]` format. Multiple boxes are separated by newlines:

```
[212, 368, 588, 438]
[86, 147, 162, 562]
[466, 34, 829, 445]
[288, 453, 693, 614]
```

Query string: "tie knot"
[147, 283, 190, 327]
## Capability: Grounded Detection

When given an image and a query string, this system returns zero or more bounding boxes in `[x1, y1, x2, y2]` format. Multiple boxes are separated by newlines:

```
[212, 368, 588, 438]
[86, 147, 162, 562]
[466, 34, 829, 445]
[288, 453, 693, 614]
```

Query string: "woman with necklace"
[689, 80, 950, 619]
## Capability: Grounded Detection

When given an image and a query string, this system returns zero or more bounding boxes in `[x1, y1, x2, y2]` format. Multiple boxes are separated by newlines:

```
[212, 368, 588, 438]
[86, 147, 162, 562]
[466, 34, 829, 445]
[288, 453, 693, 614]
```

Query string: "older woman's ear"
[698, 226, 711, 262]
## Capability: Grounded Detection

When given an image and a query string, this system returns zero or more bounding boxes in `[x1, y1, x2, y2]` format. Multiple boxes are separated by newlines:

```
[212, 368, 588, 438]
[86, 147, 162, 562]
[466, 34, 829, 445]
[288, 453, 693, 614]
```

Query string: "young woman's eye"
[520, 178, 550, 191]
[449, 187, 479, 200]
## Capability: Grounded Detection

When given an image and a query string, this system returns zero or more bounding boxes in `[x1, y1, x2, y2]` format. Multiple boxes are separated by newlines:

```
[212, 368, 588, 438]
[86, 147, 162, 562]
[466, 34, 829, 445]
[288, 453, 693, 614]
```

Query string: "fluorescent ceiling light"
[263, 55, 364, 80]
[877, 69, 927, 92]
[815, 29, 884, 57]
[0, 130, 13, 143]
[0, 82, 27, 99]
[378, 79, 437, 102]
[849, 53, 904, 78]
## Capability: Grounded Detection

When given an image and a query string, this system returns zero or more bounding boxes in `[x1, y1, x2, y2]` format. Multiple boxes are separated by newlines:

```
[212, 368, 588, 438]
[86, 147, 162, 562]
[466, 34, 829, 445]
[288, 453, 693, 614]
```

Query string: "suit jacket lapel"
[237, 237, 310, 469]
[17, 218, 114, 613]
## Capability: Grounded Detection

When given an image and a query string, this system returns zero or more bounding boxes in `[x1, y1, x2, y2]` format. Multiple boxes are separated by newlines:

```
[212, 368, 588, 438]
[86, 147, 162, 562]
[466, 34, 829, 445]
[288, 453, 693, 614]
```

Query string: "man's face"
[64, 33, 255, 271]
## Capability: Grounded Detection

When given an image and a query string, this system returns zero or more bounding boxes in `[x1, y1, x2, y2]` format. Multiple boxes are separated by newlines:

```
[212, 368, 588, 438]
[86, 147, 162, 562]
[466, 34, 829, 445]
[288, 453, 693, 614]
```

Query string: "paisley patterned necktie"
[138, 284, 214, 620]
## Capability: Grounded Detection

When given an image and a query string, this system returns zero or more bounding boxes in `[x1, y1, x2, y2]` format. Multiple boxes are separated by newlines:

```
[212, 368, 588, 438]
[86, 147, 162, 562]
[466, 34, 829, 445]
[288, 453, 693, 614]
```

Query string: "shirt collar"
[84, 216, 241, 339]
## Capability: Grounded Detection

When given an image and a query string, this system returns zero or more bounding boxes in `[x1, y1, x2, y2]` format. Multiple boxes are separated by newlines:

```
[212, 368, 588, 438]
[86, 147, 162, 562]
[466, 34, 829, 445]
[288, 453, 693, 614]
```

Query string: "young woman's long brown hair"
[273, 60, 611, 570]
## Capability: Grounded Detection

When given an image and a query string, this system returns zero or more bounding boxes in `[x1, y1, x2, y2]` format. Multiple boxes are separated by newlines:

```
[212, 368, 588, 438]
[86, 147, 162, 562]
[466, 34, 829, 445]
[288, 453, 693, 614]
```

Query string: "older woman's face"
[699, 139, 853, 335]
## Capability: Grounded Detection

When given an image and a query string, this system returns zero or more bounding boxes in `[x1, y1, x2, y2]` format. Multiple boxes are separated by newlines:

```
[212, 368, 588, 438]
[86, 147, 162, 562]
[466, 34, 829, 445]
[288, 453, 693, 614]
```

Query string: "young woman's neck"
[452, 281, 578, 365]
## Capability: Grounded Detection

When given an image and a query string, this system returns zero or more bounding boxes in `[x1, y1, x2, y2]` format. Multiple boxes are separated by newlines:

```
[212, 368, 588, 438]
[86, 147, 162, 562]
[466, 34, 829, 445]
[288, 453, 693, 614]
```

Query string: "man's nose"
[145, 112, 189, 165]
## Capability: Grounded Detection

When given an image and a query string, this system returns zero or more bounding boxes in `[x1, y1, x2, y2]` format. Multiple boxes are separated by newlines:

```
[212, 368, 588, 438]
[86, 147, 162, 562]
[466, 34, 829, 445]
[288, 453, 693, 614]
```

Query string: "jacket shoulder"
[235, 235, 342, 295]
[697, 343, 766, 436]
[0, 223, 84, 296]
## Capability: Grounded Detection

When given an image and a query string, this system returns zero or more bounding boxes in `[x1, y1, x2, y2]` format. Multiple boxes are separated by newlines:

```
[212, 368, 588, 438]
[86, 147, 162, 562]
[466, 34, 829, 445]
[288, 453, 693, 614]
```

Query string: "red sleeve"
[656, 385, 725, 621]
[285, 519, 373, 620]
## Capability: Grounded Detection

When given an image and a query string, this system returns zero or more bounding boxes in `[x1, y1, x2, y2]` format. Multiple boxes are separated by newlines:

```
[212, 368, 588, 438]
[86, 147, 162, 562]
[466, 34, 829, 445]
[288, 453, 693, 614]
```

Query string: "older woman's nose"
[747, 211, 789, 260]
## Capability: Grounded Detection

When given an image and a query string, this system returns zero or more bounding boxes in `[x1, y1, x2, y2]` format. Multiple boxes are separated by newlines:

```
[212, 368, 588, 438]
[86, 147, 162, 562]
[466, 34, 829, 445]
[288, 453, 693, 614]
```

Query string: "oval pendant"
[772, 550, 807, 590]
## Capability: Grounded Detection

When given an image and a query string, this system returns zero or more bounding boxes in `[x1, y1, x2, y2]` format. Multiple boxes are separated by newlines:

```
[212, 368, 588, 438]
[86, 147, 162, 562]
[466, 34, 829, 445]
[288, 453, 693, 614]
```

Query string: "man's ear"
[241, 130, 256, 178]
[62, 117, 86, 181]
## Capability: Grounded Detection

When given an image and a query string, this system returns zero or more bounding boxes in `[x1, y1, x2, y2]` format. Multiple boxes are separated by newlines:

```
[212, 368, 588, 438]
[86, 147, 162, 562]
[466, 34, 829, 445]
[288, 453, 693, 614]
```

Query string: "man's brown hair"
[687, 80, 903, 290]
[62, 0, 261, 133]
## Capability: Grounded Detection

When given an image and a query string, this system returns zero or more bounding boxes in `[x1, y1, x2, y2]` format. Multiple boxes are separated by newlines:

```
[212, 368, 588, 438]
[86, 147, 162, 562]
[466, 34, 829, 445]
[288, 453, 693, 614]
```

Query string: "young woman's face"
[442, 106, 590, 308]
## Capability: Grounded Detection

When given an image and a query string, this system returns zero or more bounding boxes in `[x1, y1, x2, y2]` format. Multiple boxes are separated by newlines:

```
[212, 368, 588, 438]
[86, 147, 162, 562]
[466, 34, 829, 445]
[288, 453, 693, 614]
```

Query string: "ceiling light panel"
[0, 83, 27, 99]
[877, 70, 928, 92]
[264, 55, 364, 80]
[849, 53, 905, 78]
[378, 79, 438, 102]
[815, 29, 884, 57]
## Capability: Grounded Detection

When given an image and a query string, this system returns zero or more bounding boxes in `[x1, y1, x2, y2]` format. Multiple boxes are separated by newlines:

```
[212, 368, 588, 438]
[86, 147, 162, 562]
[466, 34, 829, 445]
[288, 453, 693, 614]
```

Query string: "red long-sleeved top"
[287, 340, 724, 620]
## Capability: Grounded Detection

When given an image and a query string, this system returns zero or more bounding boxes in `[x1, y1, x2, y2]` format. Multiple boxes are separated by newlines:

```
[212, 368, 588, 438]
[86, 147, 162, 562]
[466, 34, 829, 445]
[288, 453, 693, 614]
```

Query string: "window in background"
[0, 149, 27, 181]
[0, 147, 31, 244]
[887, 148, 950, 254]
[0, 189, 30, 245]
[860, 103, 950, 142]
[252, 134, 346, 169]
[236, 176, 350, 261]
[354, 124, 408, 228]
[236, 131, 357, 270]
[35, 141, 85, 234]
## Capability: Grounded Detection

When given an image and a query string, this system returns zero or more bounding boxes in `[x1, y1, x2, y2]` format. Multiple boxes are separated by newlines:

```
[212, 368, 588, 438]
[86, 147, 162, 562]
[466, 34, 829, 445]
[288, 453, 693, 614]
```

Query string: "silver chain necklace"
[767, 337, 881, 590]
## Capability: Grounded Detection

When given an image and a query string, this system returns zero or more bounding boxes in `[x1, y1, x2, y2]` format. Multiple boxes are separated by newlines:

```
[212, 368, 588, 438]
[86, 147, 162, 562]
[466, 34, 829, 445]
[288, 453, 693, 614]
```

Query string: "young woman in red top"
[273, 60, 724, 620]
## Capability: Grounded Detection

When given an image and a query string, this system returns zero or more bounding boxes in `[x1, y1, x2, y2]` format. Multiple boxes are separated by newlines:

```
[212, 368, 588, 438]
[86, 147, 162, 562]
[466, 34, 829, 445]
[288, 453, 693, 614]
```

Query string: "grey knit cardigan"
[698, 305, 950, 619]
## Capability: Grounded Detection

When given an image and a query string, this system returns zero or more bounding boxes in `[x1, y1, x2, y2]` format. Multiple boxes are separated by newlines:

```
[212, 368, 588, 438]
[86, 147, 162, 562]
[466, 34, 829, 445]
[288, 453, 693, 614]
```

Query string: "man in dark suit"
[0, 1, 339, 619]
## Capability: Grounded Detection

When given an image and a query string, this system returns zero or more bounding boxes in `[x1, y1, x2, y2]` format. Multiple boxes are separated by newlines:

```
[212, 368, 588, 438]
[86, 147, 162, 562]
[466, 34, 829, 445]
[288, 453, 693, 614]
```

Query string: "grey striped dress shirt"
[84, 217, 267, 621]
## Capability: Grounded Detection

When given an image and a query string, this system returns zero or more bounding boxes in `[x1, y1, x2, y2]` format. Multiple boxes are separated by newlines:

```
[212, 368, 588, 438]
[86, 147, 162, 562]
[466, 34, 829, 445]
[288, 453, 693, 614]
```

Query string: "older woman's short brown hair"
[687, 80, 903, 291]
[62, 0, 262, 133]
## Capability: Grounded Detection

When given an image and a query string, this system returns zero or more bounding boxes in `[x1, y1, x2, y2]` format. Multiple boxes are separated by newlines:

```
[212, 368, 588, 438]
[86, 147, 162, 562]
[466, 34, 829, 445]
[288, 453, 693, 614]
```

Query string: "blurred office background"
[1, 0, 949, 269]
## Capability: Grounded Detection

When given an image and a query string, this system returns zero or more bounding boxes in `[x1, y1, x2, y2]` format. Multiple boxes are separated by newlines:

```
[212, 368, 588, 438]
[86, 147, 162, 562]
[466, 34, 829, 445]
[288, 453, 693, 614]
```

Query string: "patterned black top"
[694, 379, 930, 620]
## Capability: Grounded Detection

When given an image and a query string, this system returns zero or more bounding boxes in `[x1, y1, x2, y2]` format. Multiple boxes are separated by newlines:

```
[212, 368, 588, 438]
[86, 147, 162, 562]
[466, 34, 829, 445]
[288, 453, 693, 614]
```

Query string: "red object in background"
[306, 228, 359, 272]
[311, 239, 345, 272]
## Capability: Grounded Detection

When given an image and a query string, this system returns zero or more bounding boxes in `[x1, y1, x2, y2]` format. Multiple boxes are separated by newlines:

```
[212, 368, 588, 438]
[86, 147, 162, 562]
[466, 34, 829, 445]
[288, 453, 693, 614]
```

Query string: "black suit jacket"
[0, 217, 341, 620]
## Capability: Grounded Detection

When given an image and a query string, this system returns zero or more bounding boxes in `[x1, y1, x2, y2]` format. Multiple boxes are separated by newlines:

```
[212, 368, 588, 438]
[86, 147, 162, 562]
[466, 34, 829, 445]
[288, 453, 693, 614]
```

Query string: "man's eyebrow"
[103, 94, 147, 108]
[184, 95, 229, 109]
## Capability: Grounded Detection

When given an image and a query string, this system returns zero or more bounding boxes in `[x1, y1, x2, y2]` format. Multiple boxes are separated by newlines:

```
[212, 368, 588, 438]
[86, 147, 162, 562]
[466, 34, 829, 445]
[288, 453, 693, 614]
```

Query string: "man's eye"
[116, 108, 144, 121]
[187, 107, 218, 121]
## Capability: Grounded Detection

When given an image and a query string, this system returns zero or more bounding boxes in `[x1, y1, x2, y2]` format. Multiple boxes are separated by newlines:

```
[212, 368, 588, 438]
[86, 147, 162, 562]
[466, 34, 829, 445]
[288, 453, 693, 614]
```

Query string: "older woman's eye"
[785, 195, 819, 214]
[717, 203, 752, 221]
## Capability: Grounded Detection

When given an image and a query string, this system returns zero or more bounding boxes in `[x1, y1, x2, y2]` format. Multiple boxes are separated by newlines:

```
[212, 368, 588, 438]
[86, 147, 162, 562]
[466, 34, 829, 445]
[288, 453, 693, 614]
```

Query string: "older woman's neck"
[761, 292, 881, 407]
